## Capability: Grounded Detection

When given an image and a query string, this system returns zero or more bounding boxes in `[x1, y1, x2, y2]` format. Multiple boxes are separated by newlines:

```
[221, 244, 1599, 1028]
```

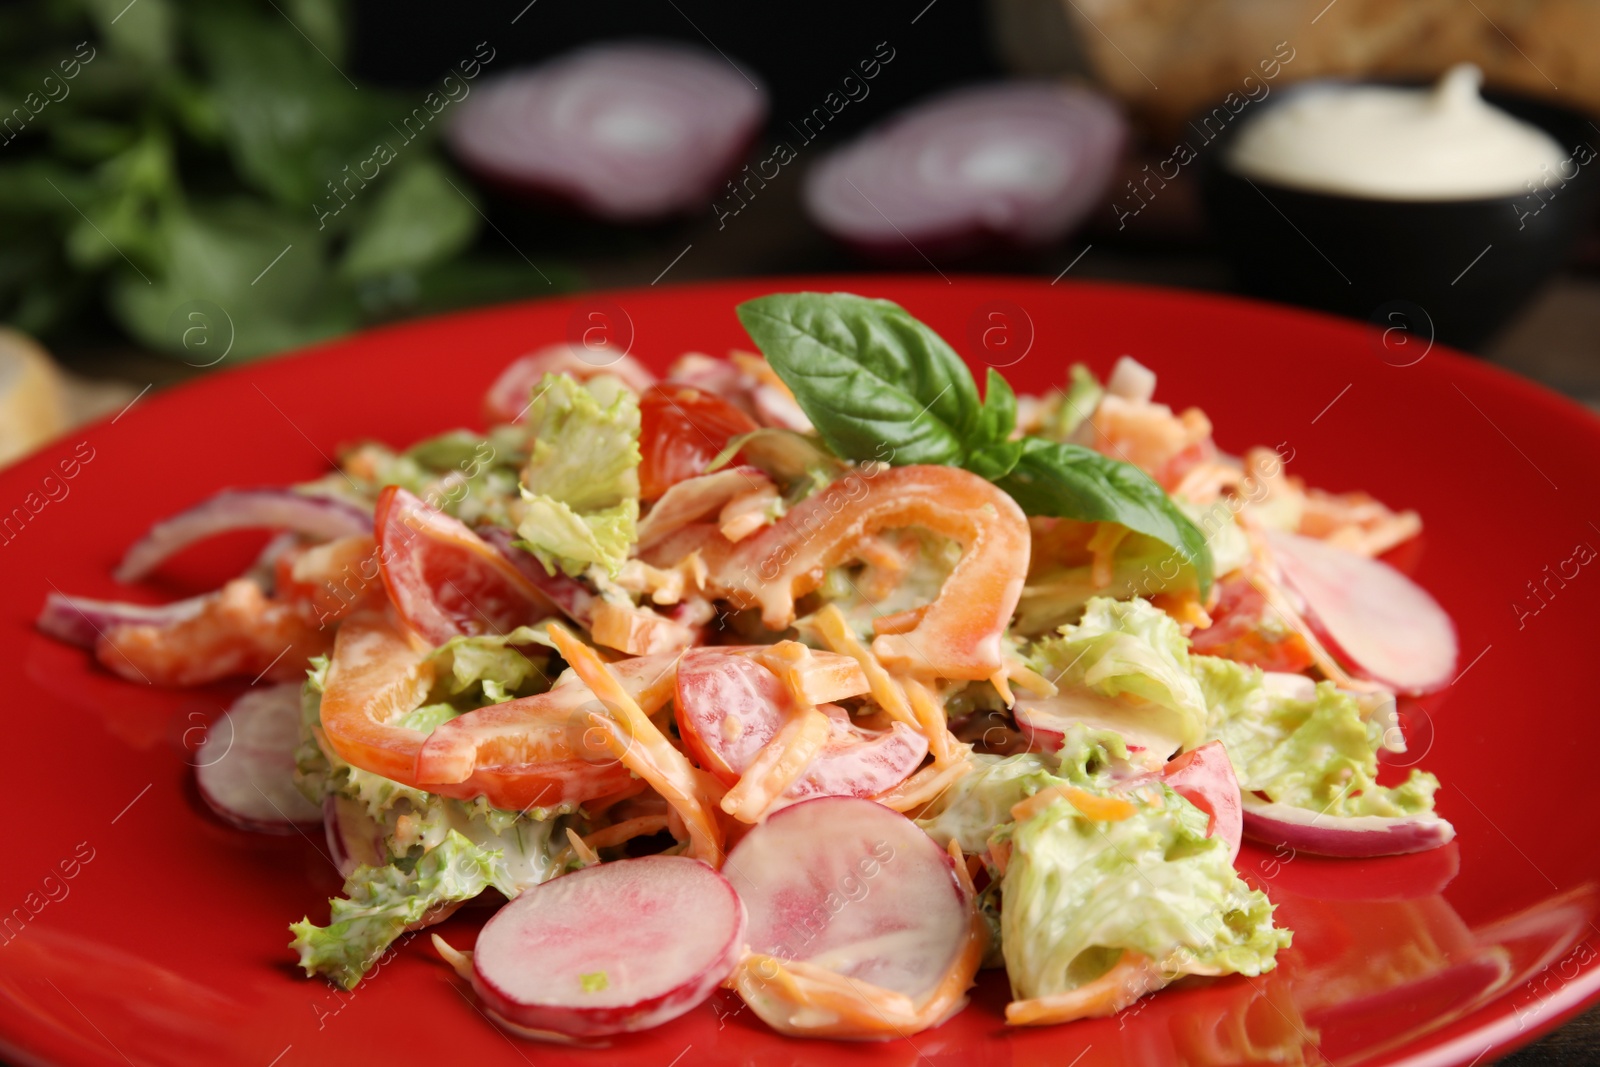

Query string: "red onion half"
[449, 42, 768, 222]
[116, 488, 372, 583]
[37, 590, 212, 649]
[803, 83, 1125, 259]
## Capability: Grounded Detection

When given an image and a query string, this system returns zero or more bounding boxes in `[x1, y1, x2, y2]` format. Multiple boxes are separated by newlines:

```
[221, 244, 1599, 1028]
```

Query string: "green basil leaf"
[998, 437, 1213, 594]
[736, 292, 981, 466]
[966, 438, 1024, 481]
[974, 368, 1017, 444]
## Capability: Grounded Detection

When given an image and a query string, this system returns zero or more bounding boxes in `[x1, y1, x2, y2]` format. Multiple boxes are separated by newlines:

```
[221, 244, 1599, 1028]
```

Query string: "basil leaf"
[999, 438, 1213, 594]
[966, 438, 1024, 481]
[737, 292, 981, 466]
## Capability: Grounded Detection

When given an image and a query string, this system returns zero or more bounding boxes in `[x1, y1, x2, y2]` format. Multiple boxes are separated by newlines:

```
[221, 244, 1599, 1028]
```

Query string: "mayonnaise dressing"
[1226, 64, 1567, 200]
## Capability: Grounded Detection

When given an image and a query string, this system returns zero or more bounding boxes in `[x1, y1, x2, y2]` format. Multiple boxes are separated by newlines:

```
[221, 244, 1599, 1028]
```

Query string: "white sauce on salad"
[1226, 64, 1567, 200]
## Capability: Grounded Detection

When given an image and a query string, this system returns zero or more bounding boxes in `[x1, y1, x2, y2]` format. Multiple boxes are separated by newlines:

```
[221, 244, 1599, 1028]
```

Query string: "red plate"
[2, 276, 1596, 1067]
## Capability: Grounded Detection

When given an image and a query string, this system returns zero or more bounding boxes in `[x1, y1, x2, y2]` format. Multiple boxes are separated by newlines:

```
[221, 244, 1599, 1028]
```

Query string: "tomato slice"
[674, 647, 926, 797]
[375, 486, 554, 646]
[638, 383, 758, 500]
[1189, 573, 1316, 674]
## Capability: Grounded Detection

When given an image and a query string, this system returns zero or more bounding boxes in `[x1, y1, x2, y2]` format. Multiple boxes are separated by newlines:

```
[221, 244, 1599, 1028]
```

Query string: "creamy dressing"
[1226, 64, 1567, 200]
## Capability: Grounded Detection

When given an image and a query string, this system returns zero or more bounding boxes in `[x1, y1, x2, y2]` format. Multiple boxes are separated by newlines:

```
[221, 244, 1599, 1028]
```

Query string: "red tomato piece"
[638, 383, 758, 500]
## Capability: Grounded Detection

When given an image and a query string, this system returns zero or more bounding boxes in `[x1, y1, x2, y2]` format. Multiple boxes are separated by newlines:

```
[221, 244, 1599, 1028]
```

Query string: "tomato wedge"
[674, 647, 926, 797]
[637, 383, 758, 500]
[375, 486, 555, 646]
[320, 611, 634, 810]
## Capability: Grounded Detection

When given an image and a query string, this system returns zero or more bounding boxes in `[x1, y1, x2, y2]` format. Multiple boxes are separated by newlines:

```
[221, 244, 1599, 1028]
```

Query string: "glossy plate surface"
[2, 276, 1596, 1067]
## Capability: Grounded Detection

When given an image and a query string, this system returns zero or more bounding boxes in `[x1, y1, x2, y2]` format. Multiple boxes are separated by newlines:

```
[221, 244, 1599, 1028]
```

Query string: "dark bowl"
[1197, 81, 1600, 350]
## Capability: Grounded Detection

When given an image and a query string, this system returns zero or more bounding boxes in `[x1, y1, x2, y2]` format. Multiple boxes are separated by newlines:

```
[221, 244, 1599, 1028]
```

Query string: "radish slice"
[724, 796, 971, 1000]
[1241, 797, 1455, 857]
[116, 488, 372, 583]
[470, 855, 746, 1038]
[449, 43, 767, 222]
[636, 466, 772, 549]
[1013, 689, 1177, 770]
[324, 793, 385, 878]
[803, 84, 1124, 259]
[1263, 529, 1457, 694]
[483, 344, 657, 425]
[674, 647, 926, 799]
[195, 683, 323, 832]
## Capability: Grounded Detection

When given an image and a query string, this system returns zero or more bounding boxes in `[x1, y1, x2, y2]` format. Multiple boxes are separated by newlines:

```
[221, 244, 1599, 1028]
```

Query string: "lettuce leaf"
[1001, 786, 1289, 1000]
[516, 373, 641, 577]
[290, 830, 497, 990]
[1195, 656, 1441, 819]
[1030, 597, 1210, 753]
[1014, 532, 1199, 637]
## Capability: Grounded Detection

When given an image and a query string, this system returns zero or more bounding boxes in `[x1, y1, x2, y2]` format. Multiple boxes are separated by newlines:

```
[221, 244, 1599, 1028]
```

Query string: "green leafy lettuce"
[1001, 786, 1289, 1000]
[515, 373, 640, 578]
[1030, 597, 1210, 754]
[1195, 656, 1442, 819]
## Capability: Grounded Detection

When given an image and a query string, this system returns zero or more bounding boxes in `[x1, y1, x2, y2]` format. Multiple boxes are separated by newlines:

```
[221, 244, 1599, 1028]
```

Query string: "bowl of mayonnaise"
[1199, 64, 1598, 349]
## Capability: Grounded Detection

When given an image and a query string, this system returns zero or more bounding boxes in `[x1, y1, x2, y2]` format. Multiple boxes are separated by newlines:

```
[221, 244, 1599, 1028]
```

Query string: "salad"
[39, 291, 1459, 1041]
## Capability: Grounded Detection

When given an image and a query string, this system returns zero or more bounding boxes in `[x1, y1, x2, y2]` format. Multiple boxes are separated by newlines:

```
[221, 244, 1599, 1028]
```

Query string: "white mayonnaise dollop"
[1226, 64, 1567, 200]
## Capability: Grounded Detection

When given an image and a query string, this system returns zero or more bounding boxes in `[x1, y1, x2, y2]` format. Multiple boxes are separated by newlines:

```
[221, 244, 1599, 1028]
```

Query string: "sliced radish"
[470, 855, 746, 1038]
[1141, 742, 1242, 862]
[482, 344, 657, 425]
[195, 683, 323, 832]
[1013, 689, 1179, 769]
[375, 487, 555, 645]
[1241, 797, 1455, 857]
[115, 489, 372, 583]
[449, 43, 767, 222]
[724, 796, 970, 1000]
[803, 84, 1123, 259]
[635, 466, 772, 549]
[1264, 529, 1457, 694]
[324, 793, 386, 878]
[674, 647, 926, 799]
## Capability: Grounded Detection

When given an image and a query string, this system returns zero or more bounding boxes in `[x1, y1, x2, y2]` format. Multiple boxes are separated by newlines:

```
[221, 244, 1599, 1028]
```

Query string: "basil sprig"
[736, 292, 1212, 594]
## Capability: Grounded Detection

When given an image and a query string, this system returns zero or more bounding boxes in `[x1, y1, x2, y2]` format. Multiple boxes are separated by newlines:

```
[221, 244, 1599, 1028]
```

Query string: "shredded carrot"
[1010, 784, 1137, 824]
[430, 934, 473, 980]
[947, 838, 977, 898]
[548, 624, 726, 867]
[729, 349, 792, 395]
[873, 751, 973, 813]
[588, 598, 696, 656]
[748, 641, 869, 706]
[720, 706, 832, 823]
[988, 838, 1012, 877]
[903, 678, 958, 766]
[583, 815, 671, 851]
[1005, 952, 1164, 1025]
[811, 604, 916, 727]
[580, 778, 650, 819]
[871, 604, 928, 636]
[719, 482, 782, 542]
[565, 826, 601, 867]
[1238, 529, 1379, 692]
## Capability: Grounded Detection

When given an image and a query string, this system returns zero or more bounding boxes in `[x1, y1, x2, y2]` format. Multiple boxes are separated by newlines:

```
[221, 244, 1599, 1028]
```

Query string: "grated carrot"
[809, 604, 917, 728]
[903, 678, 958, 767]
[720, 706, 832, 823]
[583, 815, 671, 851]
[1010, 784, 1137, 825]
[1005, 952, 1164, 1025]
[873, 752, 974, 813]
[747, 641, 869, 706]
[548, 624, 727, 867]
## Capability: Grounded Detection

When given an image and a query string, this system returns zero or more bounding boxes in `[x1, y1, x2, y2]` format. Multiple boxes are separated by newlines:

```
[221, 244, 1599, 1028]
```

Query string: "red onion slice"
[37, 590, 212, 649]
[1264, 529, 1458, 694]
[116, 489, 372, 583]
[1241, 797, 1456, 857]
[803, 83, 1124, 258]
[449, 43, 768, 222]
[482, 344, 657, 425]
[476, 525, 595, 628]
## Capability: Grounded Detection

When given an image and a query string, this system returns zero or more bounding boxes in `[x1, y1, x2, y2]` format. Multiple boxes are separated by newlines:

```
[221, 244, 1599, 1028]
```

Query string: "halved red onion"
[115, 489, 372, 583]
[449, 43, 768, 222]
[37, 590, 212, 649]
[1241, 797, 1455, 857]
[1264, 529, 1458, 694]
[803, 83, 1124, 259]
